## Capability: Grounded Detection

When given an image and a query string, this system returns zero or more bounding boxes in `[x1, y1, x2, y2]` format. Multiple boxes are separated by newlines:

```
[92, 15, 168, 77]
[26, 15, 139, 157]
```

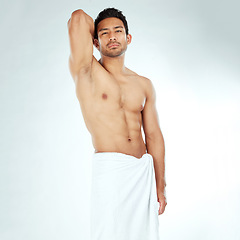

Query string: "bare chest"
[92, 74, 146, 113]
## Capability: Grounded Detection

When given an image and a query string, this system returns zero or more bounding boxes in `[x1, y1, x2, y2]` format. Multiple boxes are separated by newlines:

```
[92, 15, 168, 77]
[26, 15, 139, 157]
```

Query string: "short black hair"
[94, 7, 129, 40]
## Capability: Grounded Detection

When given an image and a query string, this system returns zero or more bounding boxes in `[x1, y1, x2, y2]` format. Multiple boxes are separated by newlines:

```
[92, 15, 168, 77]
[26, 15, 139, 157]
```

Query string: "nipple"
[102, 93, 108, 99]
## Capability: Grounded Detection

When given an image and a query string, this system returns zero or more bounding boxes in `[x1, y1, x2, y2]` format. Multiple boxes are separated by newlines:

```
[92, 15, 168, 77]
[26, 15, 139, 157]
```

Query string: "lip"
[108, 43, 119, 48]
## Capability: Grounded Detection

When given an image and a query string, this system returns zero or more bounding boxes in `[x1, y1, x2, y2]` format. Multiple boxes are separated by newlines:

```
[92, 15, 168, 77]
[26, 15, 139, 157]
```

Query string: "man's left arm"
[141, 78, 167, 215]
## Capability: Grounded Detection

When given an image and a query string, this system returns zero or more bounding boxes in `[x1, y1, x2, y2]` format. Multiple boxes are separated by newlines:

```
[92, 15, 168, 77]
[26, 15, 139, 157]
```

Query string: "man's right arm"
[67, 9, 94, 81]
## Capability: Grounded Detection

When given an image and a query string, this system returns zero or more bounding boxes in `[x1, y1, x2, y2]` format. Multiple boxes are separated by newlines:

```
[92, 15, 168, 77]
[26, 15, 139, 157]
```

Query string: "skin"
[68, 11, 167, 215]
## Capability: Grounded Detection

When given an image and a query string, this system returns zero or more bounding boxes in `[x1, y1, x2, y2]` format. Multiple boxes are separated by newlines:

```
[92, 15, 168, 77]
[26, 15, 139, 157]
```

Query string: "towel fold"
[90, 152, 160, 240]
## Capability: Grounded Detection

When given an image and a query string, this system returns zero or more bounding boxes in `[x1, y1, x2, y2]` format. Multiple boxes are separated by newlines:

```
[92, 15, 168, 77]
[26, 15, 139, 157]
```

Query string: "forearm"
[145, 132, 166, 193]
[82, 10, 95, 40]
[70, 9, 95, 39]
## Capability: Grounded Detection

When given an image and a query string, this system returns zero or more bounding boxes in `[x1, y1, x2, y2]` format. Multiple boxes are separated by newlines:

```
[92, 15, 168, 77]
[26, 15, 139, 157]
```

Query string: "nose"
[109, 32, 117, 41]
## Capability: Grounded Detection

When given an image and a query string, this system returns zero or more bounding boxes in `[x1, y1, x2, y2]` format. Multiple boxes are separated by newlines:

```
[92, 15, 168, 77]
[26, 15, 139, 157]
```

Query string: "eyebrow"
[98, 26, 124, 32]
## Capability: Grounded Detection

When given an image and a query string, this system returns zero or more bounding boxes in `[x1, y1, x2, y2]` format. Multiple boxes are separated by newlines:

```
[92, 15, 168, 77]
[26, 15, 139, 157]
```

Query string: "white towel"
[90, 152, 160, 240]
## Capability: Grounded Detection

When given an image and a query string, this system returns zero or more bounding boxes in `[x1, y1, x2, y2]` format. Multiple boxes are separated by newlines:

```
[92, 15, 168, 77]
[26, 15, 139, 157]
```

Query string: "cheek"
[120, 36, 127, 44]
[98, 39, 104, 48]
[120, 34, 127, 41]
[99, 37, 107, 45]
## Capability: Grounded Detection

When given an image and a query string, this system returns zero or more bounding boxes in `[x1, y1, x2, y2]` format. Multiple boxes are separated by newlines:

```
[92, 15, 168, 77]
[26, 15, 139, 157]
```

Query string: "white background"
[0, 0, 239, 239]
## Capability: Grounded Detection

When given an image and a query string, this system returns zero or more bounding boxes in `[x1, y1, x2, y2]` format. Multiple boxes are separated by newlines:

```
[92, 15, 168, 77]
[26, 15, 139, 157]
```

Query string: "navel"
[128, 137, 132, 142]
[102, 93, 108, 99]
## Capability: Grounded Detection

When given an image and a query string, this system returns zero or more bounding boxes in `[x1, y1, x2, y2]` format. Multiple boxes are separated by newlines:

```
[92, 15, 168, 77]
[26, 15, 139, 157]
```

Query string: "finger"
[159, 201, 167, 214]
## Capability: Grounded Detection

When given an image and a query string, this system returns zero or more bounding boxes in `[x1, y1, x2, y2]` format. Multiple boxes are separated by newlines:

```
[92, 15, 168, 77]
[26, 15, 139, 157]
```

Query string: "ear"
[126, 34, 132, 45]
[93, 39, 100, 51]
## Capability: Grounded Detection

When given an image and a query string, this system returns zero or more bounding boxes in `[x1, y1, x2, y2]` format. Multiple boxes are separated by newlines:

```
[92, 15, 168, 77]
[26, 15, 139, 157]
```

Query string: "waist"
[92, 151, 153, 161]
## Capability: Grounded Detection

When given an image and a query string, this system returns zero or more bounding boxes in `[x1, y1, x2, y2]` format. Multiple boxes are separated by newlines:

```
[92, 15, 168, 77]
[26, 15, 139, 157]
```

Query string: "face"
[94, 17, 132, 58]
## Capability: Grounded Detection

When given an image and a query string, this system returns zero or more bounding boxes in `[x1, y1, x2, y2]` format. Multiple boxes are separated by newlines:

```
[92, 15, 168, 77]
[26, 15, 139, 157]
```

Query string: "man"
[67, 7, 167, 240]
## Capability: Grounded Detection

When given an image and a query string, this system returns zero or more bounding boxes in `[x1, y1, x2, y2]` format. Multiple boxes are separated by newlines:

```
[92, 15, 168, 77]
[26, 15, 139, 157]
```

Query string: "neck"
[99, 54, 127, 76]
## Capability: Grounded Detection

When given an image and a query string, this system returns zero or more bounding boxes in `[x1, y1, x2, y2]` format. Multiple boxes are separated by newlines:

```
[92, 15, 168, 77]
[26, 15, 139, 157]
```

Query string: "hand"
[157, 190, 167, 215]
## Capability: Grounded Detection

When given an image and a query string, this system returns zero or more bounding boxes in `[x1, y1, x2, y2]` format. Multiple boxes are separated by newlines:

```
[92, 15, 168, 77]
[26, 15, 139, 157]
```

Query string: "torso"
[75, 57, 148, 159]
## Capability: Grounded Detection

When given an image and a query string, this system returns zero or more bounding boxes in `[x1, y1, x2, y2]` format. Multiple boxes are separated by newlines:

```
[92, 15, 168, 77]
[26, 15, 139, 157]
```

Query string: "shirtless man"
[67, 8, 167, 216]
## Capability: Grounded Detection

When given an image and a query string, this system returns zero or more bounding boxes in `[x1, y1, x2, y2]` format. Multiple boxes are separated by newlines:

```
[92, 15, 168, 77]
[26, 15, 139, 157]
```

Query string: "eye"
[102, 32, 108, 35]
[116, 30, 122, 32]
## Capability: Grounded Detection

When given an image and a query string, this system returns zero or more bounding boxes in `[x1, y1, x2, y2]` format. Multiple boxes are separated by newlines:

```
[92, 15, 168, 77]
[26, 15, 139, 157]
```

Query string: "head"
[94, 8, 132, 57]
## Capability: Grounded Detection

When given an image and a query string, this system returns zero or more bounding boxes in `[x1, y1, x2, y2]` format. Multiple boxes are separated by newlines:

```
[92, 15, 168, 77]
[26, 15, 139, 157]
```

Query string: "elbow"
[146, 129, 162, 140]
[71, 9, 85, 17]
[69, 9, 87, 25]
[71, 9, 92, 23]
[69, 9, 94, 31]
[145, 130, 165, 146]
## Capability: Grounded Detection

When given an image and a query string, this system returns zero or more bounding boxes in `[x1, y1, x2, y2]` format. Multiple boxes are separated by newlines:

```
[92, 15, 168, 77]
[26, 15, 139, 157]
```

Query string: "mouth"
[108, 43, 120, 48]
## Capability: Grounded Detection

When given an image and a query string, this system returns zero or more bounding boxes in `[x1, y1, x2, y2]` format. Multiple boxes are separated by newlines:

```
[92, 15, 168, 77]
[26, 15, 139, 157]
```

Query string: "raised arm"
[67, 9, 94, 80]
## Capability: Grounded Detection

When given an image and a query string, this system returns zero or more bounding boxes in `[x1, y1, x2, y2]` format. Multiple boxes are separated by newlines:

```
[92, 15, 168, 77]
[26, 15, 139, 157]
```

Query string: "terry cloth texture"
[90, 152, 160, 240]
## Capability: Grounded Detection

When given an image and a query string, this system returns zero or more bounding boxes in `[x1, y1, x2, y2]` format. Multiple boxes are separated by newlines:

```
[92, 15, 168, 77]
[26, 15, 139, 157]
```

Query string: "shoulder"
[126, 68, 154, 88]
[125, 68, 156, 98]
[138, 75, 156, 100]
[139, 75, 153, 85]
